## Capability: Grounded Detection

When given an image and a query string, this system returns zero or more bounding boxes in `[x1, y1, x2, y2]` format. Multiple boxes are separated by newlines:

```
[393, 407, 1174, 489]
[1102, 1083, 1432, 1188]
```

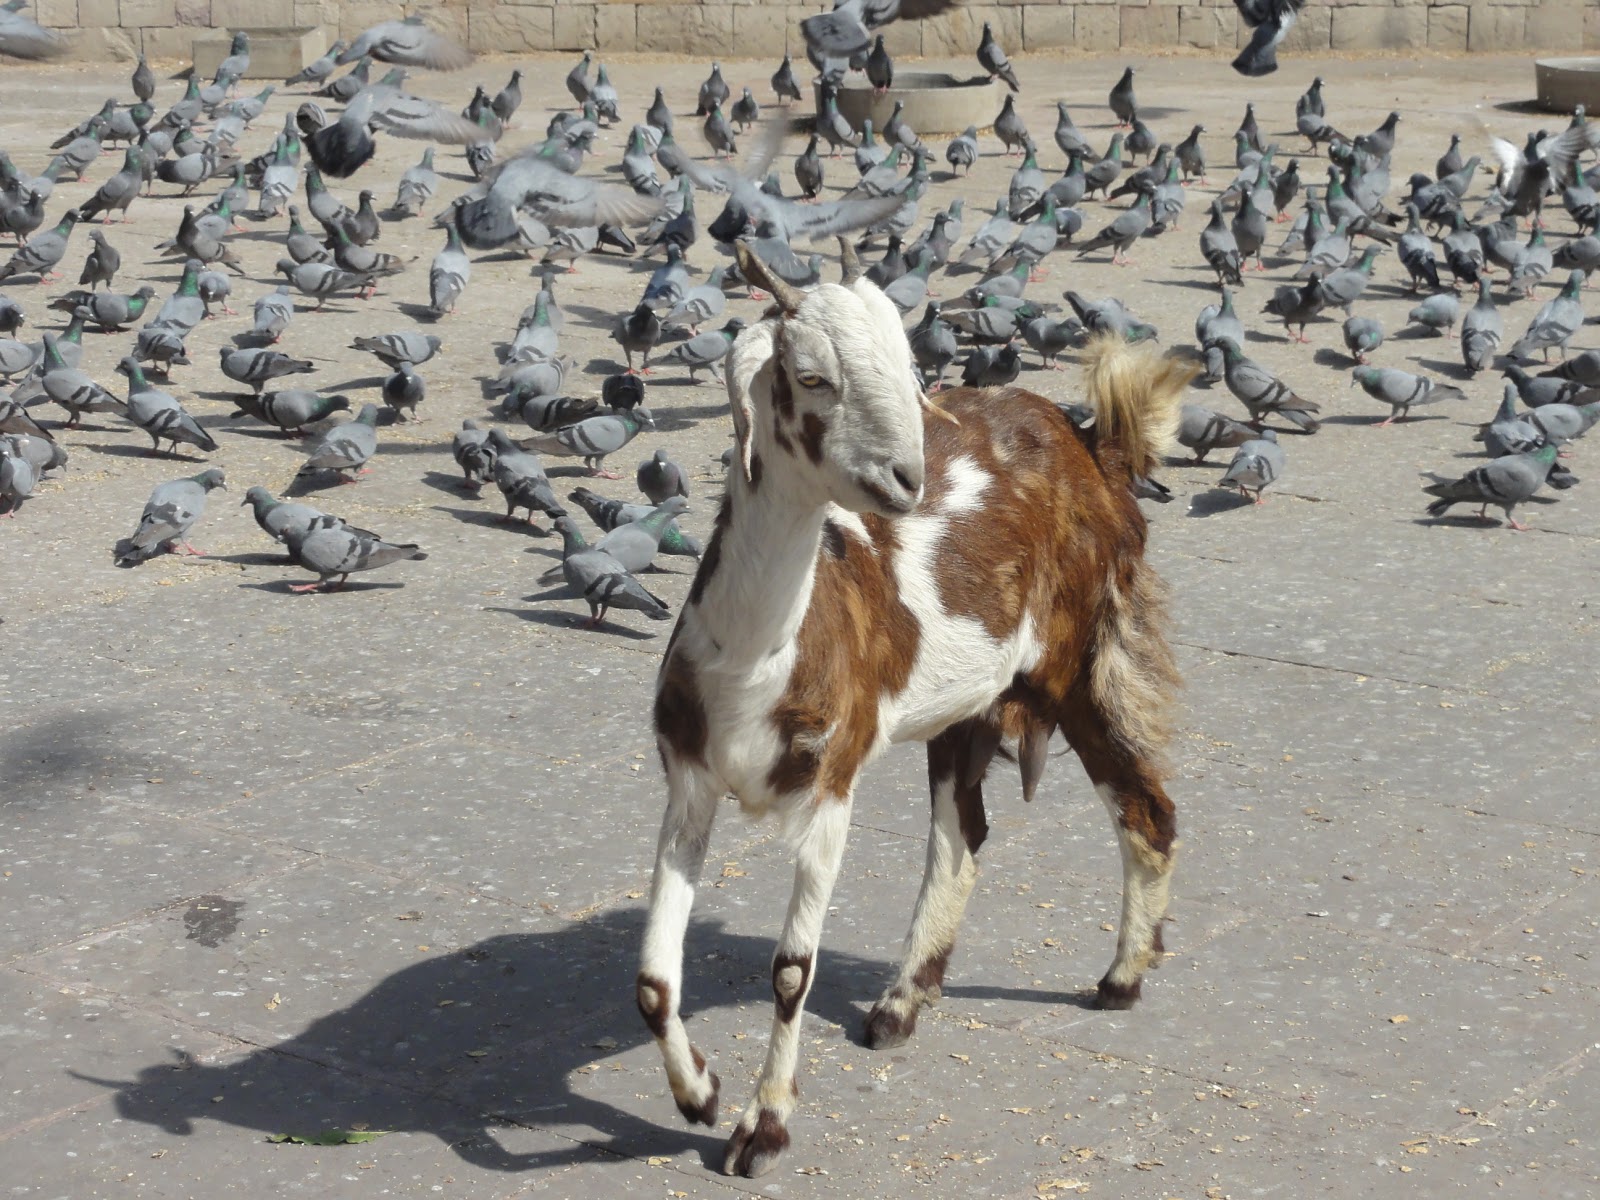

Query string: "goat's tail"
[1082, 335, 1194, 482]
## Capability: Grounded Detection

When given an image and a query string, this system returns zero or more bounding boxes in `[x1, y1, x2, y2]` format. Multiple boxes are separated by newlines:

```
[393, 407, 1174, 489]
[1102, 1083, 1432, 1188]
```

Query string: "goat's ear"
[729, 375, 757, 483]
[725, 325, 769, 485]
[837, 236, 862, 286]
[735, 239, 805, 315]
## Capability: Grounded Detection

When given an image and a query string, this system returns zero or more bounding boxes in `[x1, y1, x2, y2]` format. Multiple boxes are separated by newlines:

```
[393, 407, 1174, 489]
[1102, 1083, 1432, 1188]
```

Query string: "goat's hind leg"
[1063, 710, 1177, 1010]
[724, 795, 853, 1178]
[638, 758, 723, 1127]
[864, 721, 996, 1049]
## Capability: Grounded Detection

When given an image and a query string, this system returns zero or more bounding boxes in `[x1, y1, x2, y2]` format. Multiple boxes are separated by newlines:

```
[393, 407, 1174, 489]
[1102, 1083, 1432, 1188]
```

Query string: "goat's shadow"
[73, 910, 1100, 1172]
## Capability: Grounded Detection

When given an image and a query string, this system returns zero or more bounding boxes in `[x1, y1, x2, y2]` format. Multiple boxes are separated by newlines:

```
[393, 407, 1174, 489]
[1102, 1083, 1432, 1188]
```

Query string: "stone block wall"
[22, 0, 1600, 64]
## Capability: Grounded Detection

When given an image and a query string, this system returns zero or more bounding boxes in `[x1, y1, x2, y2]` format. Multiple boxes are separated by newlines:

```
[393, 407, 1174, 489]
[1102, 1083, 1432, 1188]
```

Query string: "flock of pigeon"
[0, 1, 1596, 631]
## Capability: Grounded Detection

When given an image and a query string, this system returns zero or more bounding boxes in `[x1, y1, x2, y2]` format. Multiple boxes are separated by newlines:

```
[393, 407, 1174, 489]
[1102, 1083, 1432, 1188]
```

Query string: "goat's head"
[726, 241, 926, 517]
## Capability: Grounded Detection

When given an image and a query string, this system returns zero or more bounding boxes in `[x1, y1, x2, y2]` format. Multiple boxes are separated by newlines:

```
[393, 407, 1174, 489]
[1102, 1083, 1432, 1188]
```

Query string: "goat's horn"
[734, 240, 805, 315]
[837, 236, 861, 285]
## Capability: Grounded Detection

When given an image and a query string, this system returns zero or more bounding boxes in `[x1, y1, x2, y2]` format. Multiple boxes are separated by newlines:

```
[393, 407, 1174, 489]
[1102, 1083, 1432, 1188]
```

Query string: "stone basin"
[191, 26, 330, 82]
[1534, 57, 1600, 113]
[816, 71, 1001, 139]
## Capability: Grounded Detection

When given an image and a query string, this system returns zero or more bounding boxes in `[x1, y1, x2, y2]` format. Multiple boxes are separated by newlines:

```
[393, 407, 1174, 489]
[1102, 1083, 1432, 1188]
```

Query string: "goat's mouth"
[854, 465, 923, 516]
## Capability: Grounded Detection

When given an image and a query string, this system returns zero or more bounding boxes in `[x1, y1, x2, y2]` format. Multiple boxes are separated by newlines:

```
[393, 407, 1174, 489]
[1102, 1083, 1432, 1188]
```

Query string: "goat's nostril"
[893, 468, 917, 494]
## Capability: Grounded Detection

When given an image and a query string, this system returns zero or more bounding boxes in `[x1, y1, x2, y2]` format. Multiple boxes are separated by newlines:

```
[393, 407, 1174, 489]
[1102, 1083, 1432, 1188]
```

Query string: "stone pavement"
[0, 47, 1597, 1199]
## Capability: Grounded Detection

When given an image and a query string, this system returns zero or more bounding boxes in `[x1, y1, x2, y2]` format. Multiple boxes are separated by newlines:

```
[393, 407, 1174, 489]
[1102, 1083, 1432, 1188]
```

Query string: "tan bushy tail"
[1082, 336, 1194, 482]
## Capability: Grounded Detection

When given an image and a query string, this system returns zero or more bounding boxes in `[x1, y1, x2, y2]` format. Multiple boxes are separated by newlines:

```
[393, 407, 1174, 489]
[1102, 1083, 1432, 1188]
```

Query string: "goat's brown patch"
[772, 414, 794, 456]
[688, 497, 733, 607]
[798, 412, 826, 465]
[654, 652, 709, 766]
[770, 337, 795, 420]
[748, 451, 764, 490]
[771, 952, 813, 1023]
[768, 514, 920, 799]
[636, 972, 671, 1039]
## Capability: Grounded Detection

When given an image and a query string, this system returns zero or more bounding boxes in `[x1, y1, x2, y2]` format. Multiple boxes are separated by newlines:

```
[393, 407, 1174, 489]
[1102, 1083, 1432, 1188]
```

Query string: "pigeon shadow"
[239, 579, 406, 595]
[420, 470, 476, 496]
[495, 605, 664, 642]
[1155, 277, 1226, 293]
[1414, 357, 1478, 382]
[433, 506, 557, 537]
[1320, 413, 1384, 426]
[282, 471, 363, 498]
[1186, 489, 1255, 517]
[0, 707, 140, 804]
[80, 443, 208, 462]
[323, 374, 389, 392]
[1312, 347, 1355, 370]
[1392, 326, 1451, 342]
[584, 356, 631, 377]
[395, 301, 441, 324]
[209, 551, 293, 566]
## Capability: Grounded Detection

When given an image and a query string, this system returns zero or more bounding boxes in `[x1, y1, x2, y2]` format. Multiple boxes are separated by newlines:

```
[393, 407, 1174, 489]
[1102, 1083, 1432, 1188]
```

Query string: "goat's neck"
[695, 466, 827, 671]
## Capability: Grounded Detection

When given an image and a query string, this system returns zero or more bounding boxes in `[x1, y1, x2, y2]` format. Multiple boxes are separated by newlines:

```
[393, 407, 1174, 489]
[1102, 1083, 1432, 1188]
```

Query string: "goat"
[638, 241, 1192, 1178]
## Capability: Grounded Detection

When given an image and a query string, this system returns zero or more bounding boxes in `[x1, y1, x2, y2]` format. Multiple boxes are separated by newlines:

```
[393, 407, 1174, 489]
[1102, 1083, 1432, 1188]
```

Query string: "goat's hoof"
[862, 1003, 917, 1049]
[723, 1108, 790, 1178]
[672, 1070, 720, 1127]
[1095, 976, 1143, 1011]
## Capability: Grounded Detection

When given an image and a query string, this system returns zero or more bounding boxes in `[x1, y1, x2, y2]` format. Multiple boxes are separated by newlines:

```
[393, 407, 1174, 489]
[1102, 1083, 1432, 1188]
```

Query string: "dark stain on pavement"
[183, 896, 244, 948]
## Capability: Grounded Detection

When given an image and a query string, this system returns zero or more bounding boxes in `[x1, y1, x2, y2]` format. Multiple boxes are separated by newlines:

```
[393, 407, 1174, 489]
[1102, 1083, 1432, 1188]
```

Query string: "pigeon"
[613, 302, 661, 373]
[772, 54, 802, 104]
[381, 362, 425, 422]
[36, 332, 119, 427]
[1177, 403, 1257, 463]
[352, 331, 440, 369]
[302, 79, 483, 179]
[1064, 291, 1158, 344]
[795, 134, 825, 198]
[1539, 349, 1600, 387]
[1218, 429, 1283, 503]
[1510, 270, 1585, 362]
[637, 448, 690, 505]
[1075, 192, 1152, 265]
[663, 268, 728, 334]
[1351, 365, 1466, 426]
[113, 357, 217, 455]
[1021, 315, 1082, 370]
[452, 419, 496, 489]
[241, 486, 328, 550]
[1196, 287, 1244, 382]
[451, 145, 662, 251]
[1341, 315, 1384, 364]
[1176, 124, 1207, 185]
[393, 147, 437, 218]
[252, 285, 295, 344]
[551, 515, 670, 627]
[990, 94, 1030, 159]
[1406, 292, 1459, 339]
[528, 407, 655, 478]
[568, 488, 703, 560]
[945, 126, 978, 176]
[1479, 382, 1547, 459]
[731, 86, 761, 133]
[584, 495, 692, 576]
[1504, 364, 1586, 410]
[0, 4, 64, 59]
[1231, 189, 1268, 271]
[0, 295, 22, 335]
[276, 257, 372, 308]
[702, 102, 737, 160]
[1200, 199, 1243, 285]
[1262, 277, 1325, 344]
[1397, 205, 1443, 291]
[1233, 0, 1305, 76]
[487, 427, 564, 524]
[286, 40, 349, 87]
[1083, 134, 1124, 199]
[1108, 67, 1137, 127]
[300, 402, 380, 482]
[663, 319, 744, 384]
[1459, 277, 1503, 375]
[428, 223, 470, 316]
[0, 209, 78, 282]
[231, 389, 350, 435]
[909, 302, 960, 386]
[1213, 338, 1321, 432]
[337, 17, 472, 70]
[1423, 444, 1559, 531]
[960, 341, 1023, 388]
[0, 436, 35, 517]
[218, 346, 314, 395]
[1528, 400, 1600, 446]
[1317, 244, 1383, 314]
[114, 468, 226, 565]
[696, 61, 730, 117]
[283, 513, 427, 592]
[131, 53, 156, 99]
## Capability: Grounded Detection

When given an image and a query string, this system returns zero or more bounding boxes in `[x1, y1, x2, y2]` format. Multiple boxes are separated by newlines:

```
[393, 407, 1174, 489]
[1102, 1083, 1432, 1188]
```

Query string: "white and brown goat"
[638, 243, 1191, 1177]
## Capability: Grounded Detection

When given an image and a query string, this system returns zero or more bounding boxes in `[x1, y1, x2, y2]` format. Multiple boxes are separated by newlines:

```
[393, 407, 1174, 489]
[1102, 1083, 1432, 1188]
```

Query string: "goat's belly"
[883, 611, 1044, 744]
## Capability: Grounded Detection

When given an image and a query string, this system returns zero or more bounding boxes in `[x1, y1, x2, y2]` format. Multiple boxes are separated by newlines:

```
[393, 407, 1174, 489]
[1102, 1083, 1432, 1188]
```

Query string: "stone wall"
[24, 0, 1600, 64]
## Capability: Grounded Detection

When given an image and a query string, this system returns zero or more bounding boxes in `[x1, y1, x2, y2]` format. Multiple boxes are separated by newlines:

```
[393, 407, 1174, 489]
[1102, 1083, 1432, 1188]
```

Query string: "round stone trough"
[815, 71, 1002, 138]
[1534, 57, 1600, 113]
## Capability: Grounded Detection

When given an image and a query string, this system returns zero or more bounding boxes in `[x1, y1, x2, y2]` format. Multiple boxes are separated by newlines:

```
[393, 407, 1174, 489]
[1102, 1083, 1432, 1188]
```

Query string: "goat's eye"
[794, 370, 825, 389]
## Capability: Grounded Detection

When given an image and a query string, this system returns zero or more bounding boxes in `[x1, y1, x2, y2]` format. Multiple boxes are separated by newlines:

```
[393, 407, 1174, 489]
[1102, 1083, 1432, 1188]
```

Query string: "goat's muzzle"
[859, 458, 924, 516]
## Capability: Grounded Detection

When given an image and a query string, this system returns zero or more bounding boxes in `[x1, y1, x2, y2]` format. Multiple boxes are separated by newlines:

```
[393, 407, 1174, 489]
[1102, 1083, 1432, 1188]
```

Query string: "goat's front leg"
[864, 726, 986, 1048]
[724, 795, 853, 1178]
[638, 757, 723, 1127]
